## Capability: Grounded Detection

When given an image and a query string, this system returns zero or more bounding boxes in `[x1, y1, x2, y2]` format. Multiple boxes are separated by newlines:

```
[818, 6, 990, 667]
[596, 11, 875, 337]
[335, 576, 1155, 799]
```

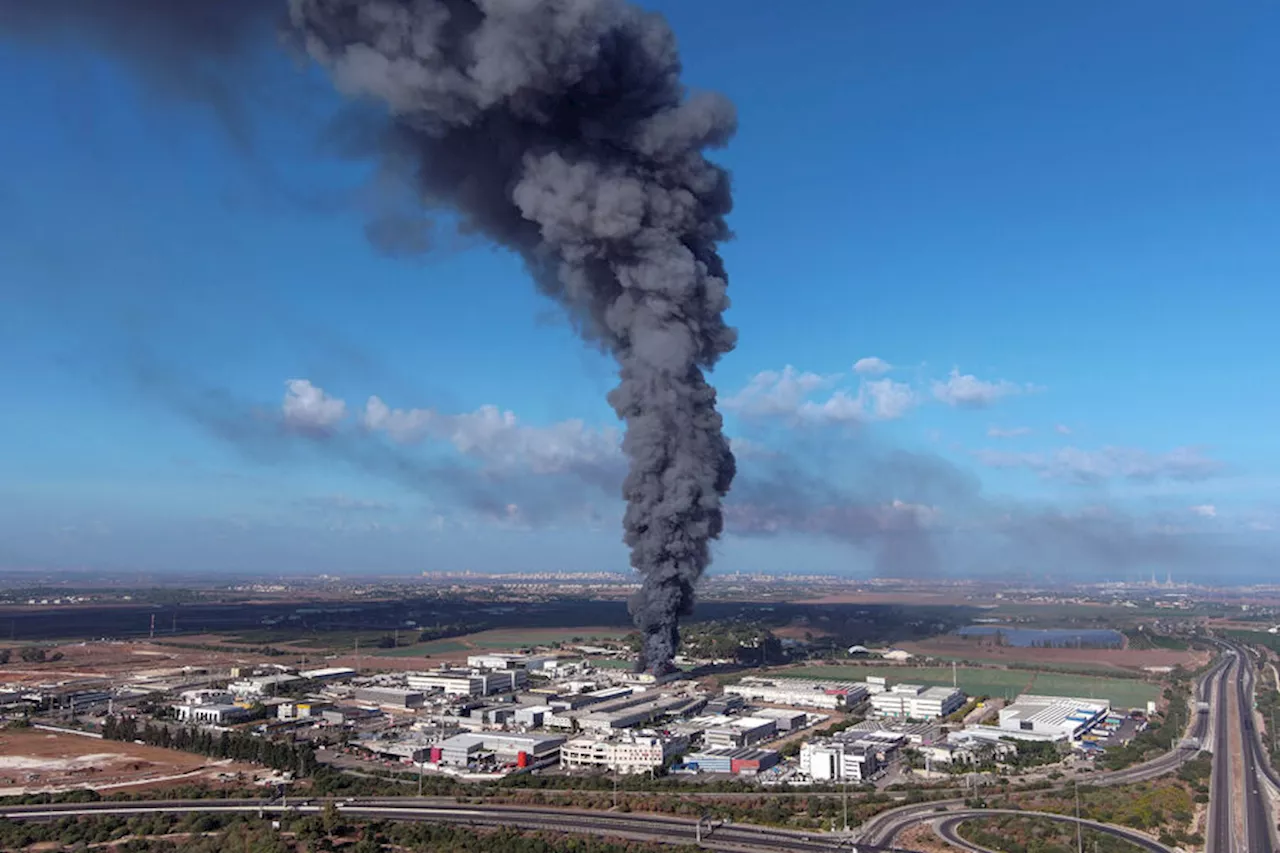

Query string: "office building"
[353, 686, 426, 710]
[870, 684, 965, 720]
[560, 733, 689, 774]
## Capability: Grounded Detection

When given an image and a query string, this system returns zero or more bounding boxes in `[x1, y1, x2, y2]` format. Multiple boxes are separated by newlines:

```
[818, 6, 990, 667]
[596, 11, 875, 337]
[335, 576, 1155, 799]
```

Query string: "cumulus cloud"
[361, 396, 621, 478]
[932, 368, 1028, 408]
[974, 445, 1224, 484]
[723, 366, 835, 418]
[1189, 504, 1217, 518]
[1055, 424, 1073, 435]
[988, 426, 1033, 438]
[853, 356, 892, 375]
[863, 379, 915, 420]
[281, 379, 347, 433]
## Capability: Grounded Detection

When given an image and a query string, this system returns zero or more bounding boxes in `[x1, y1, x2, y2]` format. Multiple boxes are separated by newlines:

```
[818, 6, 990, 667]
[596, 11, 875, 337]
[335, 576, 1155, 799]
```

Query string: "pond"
[955, 625, 1125, 648]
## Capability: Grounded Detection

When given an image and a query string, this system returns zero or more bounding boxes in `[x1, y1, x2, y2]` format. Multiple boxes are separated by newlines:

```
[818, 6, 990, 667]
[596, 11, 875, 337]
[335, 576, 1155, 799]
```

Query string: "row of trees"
[0, 646, 64, 664]
[102, 715, 317, 776]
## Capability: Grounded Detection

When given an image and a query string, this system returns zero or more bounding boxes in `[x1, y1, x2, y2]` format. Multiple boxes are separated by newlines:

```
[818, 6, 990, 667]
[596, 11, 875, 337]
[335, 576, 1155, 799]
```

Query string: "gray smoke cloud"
[1, 0, 739, 672]
[0, 0, 278, 150]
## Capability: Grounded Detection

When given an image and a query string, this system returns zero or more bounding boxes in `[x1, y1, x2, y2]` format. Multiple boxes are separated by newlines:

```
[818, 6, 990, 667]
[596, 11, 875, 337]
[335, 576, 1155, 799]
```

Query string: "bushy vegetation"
[1099, 684, 1188, 771]
[0, 811, 698, 853]
[102, 715, 317, 776]
[957, 815, 1149, 853]
[1123, 629, 1189, 651]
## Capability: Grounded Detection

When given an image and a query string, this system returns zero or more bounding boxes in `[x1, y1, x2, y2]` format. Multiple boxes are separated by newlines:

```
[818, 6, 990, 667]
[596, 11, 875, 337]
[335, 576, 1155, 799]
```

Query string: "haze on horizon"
[1, 1, 1277, 585]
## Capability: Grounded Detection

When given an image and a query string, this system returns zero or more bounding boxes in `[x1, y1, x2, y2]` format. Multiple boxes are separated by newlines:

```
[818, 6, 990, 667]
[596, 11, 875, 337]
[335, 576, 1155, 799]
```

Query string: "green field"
[373, 639, 470, 657]
[461, 629, 626, 650]
[763, 665, 1160, 709]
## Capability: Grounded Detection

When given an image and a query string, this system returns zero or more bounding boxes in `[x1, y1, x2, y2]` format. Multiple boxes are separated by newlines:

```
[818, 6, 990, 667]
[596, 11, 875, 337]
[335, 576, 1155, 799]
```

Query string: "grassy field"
[373, 639, 470, 657]
[762, 665, 1160, 708]
[903, 650, 1133, 675]
[369, 628, 628, 659]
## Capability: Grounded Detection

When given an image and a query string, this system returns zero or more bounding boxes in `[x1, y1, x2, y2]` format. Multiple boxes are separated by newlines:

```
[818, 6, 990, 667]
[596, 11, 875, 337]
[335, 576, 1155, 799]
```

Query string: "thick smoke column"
[289, 0, 738, 671]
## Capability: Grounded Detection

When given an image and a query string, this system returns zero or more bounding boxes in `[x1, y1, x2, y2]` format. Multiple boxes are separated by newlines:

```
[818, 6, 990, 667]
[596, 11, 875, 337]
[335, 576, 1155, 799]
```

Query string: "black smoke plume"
[288, 0, 738, 671]
[1, 0, 739, 672]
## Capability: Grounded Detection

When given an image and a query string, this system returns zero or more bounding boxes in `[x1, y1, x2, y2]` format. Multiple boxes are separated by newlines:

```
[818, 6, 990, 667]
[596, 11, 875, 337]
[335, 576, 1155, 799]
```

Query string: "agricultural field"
[900, 637, 1205, 674]
[762, 664, 1161, 708]
[369, 627, 629, 662]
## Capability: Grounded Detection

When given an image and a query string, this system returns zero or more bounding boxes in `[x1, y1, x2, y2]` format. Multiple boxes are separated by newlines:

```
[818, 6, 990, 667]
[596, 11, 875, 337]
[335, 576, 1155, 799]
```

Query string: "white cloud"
[853, 356, 892, 376]
[974, 445, 1223, 484]
[281, 379, 347, 433]
[728, 436, 773, 459]
[987, 426, 1033, 438]
[932, 368, 1027, 408]
[862, 379, 915, 420]
[797, 390, 865, 425]
[1189, 504, 1217, 518]
[1055, 424, 1072, 435]
[362, 396, 620, 475]
[723, 366, 835, 418]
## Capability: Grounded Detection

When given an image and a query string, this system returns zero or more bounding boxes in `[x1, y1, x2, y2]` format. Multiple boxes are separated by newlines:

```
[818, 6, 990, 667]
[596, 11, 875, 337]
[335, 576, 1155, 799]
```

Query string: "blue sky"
[1, 0, 1277, 581]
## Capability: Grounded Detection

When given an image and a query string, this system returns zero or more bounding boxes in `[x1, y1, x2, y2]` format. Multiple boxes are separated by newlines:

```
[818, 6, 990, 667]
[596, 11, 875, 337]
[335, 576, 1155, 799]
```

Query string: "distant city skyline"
[1, 1, 1277, 581]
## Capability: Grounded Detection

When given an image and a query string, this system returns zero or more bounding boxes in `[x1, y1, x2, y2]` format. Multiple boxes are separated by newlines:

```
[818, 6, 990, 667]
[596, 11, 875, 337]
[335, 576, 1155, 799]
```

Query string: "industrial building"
[466, 653, 558, 671]
[577, 694, 701, 733]
[353, 686, 426, 710]
[702, 715, 778, 749]
[432, 732, 565, 768]
[753, 707, 808, 731]
[799, 731, 906, 782]
[406, 668, 527, 697]
[996, 695, 1110, 741]
[277, 700, 332, 720]
[228, 673, 301, 697]
[298, 666, 356, 682]
[174, 703, 247, 725]
[560, 733, 689, 774]
[869, 684, 965, 720]
[682, 747, 779, 775]
[724, 677, 868, 710]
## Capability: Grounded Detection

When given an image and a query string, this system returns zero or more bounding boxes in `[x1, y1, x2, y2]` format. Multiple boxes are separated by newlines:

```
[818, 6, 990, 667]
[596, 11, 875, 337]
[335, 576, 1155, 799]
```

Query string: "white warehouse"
[998, 695, 1110, 741]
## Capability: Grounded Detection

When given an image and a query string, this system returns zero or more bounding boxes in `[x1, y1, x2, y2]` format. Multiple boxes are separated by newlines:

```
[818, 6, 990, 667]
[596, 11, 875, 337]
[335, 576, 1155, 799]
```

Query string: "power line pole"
[1075, 783, 1083, 853]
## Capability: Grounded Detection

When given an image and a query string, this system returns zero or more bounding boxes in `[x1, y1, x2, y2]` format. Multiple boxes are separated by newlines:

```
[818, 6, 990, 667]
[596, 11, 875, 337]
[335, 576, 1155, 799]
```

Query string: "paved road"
[1207, 650, 1236, 853]
[1228, 641, 1275, 853]
[0, 798, 912, 853]
[932, 809, 1177, 853]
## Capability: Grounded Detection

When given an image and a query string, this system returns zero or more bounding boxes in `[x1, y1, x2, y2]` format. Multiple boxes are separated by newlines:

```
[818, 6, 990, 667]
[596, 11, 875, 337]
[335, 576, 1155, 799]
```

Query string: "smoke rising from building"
[0, 0, 739, 672]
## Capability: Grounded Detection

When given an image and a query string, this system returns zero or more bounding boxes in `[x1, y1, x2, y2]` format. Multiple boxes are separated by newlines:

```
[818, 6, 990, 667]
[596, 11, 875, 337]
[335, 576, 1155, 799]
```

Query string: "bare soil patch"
[0, 639, 285, 687]
[0, 729, 256, 795]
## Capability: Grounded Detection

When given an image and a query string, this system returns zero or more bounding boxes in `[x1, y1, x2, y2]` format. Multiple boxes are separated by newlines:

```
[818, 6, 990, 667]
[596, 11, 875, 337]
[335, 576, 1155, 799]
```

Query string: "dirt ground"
[0, 729, 258, 795]
[895, 823, 962, 851]
[0, 640, 285, 687]
[900, 637, 1208, 671]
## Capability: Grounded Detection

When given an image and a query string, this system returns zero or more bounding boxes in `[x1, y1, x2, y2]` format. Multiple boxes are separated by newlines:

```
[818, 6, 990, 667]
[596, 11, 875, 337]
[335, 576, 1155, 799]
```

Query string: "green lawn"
[761, 665, 1159, 709]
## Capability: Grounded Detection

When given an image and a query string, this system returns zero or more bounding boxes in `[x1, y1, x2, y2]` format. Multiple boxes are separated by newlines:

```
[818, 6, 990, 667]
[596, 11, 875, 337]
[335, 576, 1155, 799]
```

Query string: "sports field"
[765, 665, 1159, 709]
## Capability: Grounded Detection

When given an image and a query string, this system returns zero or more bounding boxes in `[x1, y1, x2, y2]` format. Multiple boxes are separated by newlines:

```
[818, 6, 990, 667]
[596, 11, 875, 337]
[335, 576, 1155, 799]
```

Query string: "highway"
[1207, 649, 1236, 853]
[0, 798, 914, 853]
[1213, 640, 1276, 853]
